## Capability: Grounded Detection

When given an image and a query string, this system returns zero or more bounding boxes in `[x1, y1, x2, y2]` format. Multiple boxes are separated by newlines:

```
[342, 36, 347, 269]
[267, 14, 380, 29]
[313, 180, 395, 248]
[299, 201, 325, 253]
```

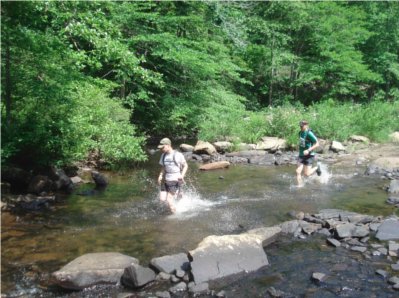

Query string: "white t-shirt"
[159, 150, 186, 181]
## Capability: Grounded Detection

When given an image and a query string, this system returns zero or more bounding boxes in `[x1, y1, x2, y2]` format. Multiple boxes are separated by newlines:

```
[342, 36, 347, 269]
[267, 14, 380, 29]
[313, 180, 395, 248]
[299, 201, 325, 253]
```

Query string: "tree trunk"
[5, 35, 12, 126]
[268, 36, 274, 106]
[120, 79, 126, 99]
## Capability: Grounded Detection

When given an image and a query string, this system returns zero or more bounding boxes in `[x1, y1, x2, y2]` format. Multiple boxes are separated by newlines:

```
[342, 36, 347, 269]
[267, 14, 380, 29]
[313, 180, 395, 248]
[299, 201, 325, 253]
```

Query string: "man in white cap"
[157, 137, 188, 213]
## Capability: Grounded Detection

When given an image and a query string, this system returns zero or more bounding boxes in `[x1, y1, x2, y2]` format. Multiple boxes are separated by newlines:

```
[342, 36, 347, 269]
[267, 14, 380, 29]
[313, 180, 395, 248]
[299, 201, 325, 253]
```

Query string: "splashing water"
[168, 186, 218, 219]
[317, 162, 331, 184]
[290, 162, 331, 190]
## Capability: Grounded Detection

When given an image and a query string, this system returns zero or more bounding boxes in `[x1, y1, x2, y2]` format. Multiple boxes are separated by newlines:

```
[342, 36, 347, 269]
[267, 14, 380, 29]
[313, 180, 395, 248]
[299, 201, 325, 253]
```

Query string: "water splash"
[168, 186, 217, 219]
[289, 162, 331, 190]
[317, 162, 331, 184]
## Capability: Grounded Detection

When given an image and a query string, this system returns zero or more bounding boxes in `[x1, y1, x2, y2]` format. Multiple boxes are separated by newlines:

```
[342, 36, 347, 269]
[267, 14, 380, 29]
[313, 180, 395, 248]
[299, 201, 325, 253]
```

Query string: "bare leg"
[166, 192, 176, 213]
[303, 165, 318, 177]
[160, 190, 167, 202]
[296, 163, 304, 186]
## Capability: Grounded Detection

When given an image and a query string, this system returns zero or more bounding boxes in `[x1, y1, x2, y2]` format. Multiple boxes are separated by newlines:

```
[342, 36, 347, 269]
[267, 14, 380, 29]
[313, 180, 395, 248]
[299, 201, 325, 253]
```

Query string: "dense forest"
[1, 1, 399, 169]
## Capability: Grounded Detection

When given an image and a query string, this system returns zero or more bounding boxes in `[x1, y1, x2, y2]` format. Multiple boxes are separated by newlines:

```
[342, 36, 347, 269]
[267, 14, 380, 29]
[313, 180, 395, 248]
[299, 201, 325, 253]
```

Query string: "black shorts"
[161, 180, 182, 194]
[298, 155, 315, 166]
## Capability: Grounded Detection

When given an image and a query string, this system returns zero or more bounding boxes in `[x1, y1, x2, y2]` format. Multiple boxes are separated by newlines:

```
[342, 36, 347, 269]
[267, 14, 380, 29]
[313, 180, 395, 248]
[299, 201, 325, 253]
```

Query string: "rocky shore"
[50, 209, 399, 297]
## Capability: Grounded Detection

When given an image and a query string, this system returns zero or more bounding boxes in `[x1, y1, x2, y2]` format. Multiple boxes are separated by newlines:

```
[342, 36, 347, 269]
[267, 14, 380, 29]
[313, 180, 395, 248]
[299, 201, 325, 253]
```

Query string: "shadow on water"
[1, 155, 398, 296]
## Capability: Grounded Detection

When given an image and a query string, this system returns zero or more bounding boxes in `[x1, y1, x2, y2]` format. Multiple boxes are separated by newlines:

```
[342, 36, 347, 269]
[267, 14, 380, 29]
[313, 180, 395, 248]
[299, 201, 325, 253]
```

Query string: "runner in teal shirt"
[296, 120, 321, 186]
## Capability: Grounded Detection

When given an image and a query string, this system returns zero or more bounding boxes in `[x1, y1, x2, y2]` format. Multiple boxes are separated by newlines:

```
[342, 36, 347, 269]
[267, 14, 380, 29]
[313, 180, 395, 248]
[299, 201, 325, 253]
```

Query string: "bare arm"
[181, 162, 188, 179]
[304, 140, 319, 155]
[158, 167, 165, 185]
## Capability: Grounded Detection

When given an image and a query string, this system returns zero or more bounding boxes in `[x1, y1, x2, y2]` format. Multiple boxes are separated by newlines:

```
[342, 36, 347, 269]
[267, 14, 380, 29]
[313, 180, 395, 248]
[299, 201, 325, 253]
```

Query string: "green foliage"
[2, 1, 398, 170]
[1, 2, 147, 168]
[197, 84, 247, 142]
[198, 99, 399, 147]
[68, 83, 147, 166]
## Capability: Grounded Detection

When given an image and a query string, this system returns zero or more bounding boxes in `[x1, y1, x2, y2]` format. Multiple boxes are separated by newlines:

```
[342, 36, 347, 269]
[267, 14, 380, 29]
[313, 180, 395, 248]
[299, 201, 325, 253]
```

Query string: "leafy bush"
[197, 85, 247, 142]
[67, 82, 148, 166]
[1, 82, 147, 168]
[198, 98, 399, 147]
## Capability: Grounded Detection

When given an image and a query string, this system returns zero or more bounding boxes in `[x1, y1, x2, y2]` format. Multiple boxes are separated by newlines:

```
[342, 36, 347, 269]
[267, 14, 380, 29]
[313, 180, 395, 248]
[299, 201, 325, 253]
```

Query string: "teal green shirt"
[299, 129, 317, 157]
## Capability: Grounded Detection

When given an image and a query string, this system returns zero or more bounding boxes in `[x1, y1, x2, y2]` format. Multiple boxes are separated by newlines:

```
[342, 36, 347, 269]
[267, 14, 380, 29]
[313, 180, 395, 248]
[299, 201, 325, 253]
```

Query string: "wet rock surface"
[52, 252, 139, 290]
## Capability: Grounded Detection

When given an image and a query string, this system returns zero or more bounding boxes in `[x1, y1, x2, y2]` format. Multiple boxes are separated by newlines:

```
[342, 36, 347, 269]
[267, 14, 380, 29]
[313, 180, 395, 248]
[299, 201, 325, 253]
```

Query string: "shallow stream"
[1, 152, 398, 297]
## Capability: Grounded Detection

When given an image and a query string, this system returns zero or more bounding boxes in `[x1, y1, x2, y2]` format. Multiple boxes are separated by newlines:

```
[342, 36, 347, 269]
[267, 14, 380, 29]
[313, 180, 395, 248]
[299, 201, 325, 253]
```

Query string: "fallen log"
[199, 161, 230, 171]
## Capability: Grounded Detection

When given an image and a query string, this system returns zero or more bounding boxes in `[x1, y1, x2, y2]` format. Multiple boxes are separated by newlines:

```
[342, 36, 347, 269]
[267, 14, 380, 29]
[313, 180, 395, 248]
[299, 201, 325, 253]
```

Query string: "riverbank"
[1, 142, 398, 297]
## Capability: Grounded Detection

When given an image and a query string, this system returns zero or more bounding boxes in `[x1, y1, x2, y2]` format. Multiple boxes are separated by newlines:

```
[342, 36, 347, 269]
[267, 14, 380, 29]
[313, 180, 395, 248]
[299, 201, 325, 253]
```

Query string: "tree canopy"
[1, 1, 398, 168]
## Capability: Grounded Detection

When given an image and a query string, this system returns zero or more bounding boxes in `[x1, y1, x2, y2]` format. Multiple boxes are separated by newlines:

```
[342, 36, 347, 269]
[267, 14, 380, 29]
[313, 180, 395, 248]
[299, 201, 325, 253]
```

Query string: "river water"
[1, 152, 398, 297]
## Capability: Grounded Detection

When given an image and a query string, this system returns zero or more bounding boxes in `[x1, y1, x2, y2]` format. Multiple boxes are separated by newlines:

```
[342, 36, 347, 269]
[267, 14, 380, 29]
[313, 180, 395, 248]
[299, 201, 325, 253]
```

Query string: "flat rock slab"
[246, 226, 281, 246]
[376, 218, 399, 240]
[150, 253, 189, 274]
[226, 150, 266, 157]
[190, 233, 270, 284]
[52, 252, 138, 290]
[314, 209, 348, 220]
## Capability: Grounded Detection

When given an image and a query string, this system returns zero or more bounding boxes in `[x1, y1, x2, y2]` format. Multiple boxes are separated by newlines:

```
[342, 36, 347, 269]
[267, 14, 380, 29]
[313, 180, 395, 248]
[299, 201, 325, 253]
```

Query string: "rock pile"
[51, 209, 399, 296]
[52, 227, 281, 296]
[282, 209, 399, 291]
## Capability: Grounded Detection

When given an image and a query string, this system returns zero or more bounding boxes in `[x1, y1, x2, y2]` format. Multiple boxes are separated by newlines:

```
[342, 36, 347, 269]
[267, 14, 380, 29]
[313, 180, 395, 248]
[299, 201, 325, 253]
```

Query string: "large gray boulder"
[330, 141, 346, 152]
[256, 137, 286, 152]
[121, 263, 156, 288]
[27, 175, 52, 194]
[213, 141, 233, 152]
[180, 144, 194, 152]
[91, 171, 108, 188]
[52, 252, 138, 290]
[193, 141, 217, 155]
[51, 168, 74, 193]
[376, 218, 399, 240]
[190, 227, 280, 284]
[150, 253, 190, 274]
[335, 223, 369, 239]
